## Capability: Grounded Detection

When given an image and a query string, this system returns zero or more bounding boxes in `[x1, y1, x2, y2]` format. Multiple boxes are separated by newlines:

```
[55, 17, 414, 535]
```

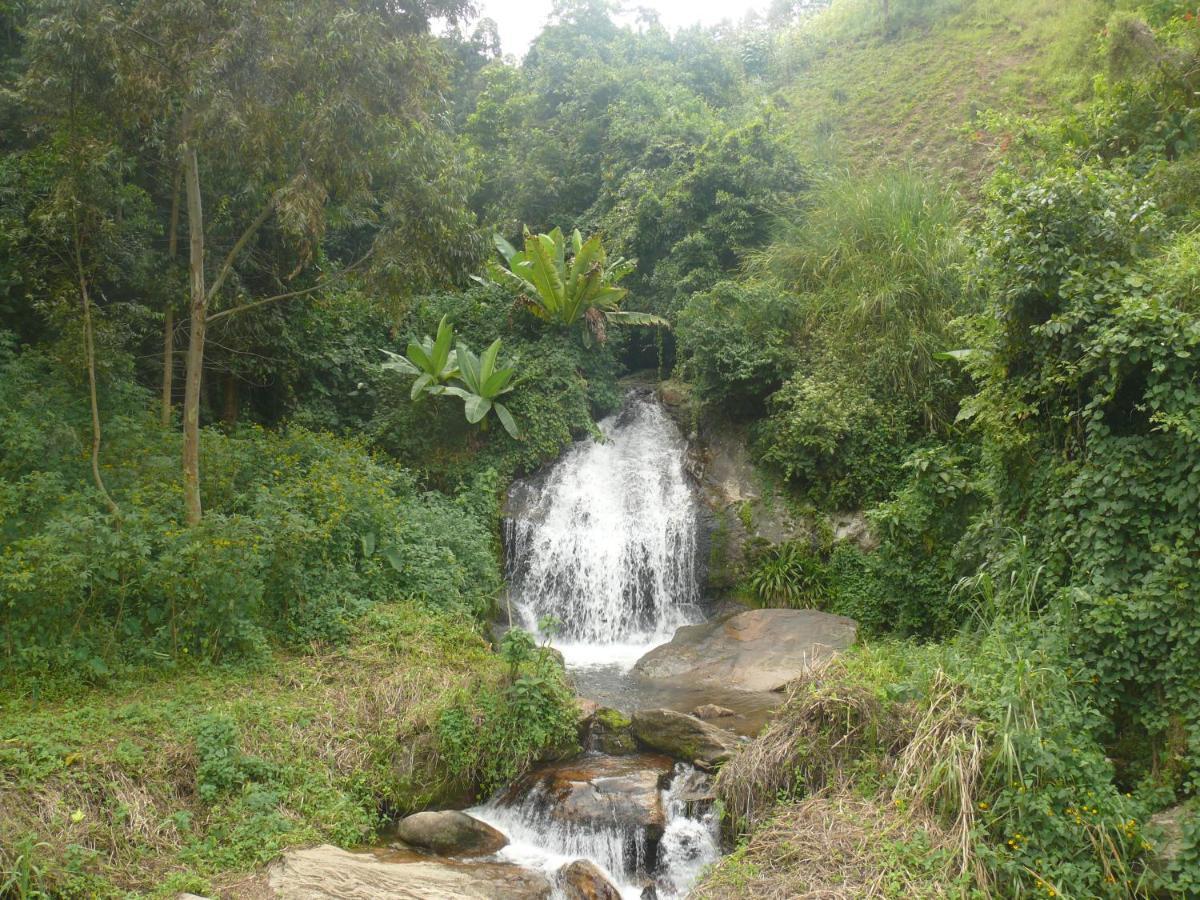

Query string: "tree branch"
[206, 250, 375, 324]
[206, 201, 274, 305]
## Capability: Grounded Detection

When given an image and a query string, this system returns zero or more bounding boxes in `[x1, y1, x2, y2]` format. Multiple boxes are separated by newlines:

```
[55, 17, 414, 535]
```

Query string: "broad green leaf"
[410, 373, 433, 400]
[493, 233, 518, 262]
[526, 233, 566, 319]
[604, 310, 670, 328]
[494, 402, 519, 438]
[464, 394, 492, 424]
[479, 338, 502, 387]
[380, 349, 420, 375]
[431, 315, 454, 370]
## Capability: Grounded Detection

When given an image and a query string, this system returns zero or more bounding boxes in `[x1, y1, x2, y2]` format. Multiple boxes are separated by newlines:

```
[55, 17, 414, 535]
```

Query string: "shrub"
[754, 371, 910, 508]
[675, 280, 799, 415]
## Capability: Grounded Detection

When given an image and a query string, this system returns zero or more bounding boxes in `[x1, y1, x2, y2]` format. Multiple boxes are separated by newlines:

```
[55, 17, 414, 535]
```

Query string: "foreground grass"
[0, 602, 544, 898]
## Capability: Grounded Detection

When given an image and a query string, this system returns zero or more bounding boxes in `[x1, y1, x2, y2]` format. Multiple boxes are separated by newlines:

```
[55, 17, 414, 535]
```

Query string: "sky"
[473, 0, 771, 57]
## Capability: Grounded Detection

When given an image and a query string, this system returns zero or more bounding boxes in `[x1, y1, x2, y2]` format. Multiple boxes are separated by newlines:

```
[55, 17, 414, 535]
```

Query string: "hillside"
[772, 0, 1108, 183]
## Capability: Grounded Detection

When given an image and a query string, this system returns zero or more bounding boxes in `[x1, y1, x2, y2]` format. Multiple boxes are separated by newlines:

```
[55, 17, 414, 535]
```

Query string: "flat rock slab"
[632, 608, 856, 693]
[268, 844, 551, 899]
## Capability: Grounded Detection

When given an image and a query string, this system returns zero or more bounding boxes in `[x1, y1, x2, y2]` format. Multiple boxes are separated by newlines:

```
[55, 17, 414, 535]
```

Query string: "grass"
[694, 793, 968, 899]
[771, 0, 1109, 185]
[0, 602, 541, 898]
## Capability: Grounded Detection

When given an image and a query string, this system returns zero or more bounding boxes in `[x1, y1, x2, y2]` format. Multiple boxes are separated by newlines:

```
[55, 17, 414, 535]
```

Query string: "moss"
[594, 707, 632, 732]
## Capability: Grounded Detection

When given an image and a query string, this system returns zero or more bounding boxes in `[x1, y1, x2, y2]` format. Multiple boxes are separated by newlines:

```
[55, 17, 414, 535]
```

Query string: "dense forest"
[1, 0, 1198, 896]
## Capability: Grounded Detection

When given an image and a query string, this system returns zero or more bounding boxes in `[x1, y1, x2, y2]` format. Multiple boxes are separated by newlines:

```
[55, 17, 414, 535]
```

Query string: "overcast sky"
[472, 0, 771, 57]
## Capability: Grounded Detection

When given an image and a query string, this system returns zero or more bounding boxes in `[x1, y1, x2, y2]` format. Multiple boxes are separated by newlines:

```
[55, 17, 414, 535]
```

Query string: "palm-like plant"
[380, 315, 458, 400]
[442, 338, 520, 438]
[485, 226, 669, 345]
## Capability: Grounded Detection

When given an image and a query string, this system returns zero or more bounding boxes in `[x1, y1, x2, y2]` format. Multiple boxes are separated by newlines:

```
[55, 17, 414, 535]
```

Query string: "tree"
[21, 0, 475, 524]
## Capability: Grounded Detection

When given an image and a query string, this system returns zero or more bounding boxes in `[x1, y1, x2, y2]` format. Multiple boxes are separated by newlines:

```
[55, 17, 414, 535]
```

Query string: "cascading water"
[505, 390, 704, 666]
[475, 390, 719, 898]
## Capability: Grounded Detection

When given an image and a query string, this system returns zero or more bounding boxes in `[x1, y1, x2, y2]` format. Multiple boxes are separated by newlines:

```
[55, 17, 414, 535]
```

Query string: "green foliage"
[381, 312, 521, 438]
[444, 338, 520, 438]
[675, 281, 798, 415]
[755, 372, 912, 508]
[486, 226, 668, 344]
[748, 170, 966, 404]
[381, 315, 461, 400]
[0, 349, 502, 677]
[744, 542, 830, 608]
[436, 665, 578, 797]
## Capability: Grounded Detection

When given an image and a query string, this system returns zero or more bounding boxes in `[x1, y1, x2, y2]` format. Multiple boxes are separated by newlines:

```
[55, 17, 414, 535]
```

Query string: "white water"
[475, 391, 718, 898]
[505, 391, 704, 669]
[468, 763, 719, 900]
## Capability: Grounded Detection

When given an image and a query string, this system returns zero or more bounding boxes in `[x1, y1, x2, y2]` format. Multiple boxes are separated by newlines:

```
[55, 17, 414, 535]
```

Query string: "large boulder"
[267, 844, 551, 899]
[633, 608, 856, 693]
[394, 810, 508, 857]
[555, 859, 622, 900]
[630, 709, 742, 767]
[1147, 804, 1195, 874]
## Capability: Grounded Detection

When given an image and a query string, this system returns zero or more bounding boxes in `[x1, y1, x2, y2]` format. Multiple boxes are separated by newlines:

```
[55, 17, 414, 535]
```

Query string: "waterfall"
[476, 389, 717, 899]
[505, 390, 702, 664]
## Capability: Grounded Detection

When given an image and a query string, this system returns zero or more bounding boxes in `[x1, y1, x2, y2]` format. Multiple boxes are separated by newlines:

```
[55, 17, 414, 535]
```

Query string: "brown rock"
[630, 709, 742, 767]
[556, 859, 622, 900]
[633, 609, 856, 693]
[691, 704, 735, 720]
[394, 810, 507, 857]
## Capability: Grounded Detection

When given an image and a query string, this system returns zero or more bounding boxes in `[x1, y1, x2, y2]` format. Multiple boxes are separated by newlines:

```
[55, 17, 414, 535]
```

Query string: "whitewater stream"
[469, 390, 722, 898]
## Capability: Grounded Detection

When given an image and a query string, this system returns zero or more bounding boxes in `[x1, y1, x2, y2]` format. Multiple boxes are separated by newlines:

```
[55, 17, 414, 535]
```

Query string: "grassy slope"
[773, 0, 1108, 185]
[0, 603, 519, 898]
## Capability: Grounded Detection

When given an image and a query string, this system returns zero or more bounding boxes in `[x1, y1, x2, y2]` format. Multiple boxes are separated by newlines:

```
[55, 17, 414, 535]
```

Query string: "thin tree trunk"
[161, 165, 182, 426]
[75, 225, 118, 516]
[183, 143, 206, 526]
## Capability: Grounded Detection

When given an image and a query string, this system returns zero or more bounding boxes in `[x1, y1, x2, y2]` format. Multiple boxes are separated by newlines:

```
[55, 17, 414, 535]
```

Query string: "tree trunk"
[182, 144, 206, 526]
[161, 165, 182, 426]
[75, 226, 118, 516]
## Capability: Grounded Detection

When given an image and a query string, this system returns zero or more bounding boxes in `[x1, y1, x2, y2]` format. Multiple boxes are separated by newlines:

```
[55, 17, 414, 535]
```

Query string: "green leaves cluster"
[382, 315, 519, 438]
[486, 226, 667, 345]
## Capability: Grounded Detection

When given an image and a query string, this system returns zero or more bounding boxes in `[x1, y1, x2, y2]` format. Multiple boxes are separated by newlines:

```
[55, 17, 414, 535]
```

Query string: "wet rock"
[633, 608, 856, 693]
[394, 810, 508, 857]
[267, 844, 551, 898]
[504, 754, 674, 871]
[630, 709, 742, 767]
[556, 859, 622, 900]
[691, 704, 735, 720]
[588, 707, 637, 755]
[640, 885, 659, 900]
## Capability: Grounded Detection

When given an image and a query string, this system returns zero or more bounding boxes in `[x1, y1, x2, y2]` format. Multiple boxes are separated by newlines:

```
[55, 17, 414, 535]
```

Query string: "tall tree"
[20, 0, 476, 524]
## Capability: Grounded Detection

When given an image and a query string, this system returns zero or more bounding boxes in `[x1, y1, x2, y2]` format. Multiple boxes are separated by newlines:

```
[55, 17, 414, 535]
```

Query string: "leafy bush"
[0, 348, 502, 677]
[675, 280, 799, 415]
[754, 371, 911, 508]
[744, 542, 830, 608]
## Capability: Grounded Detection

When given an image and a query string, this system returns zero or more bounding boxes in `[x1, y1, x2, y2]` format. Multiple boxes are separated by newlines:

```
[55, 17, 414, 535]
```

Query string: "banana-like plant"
[442, 338, 520, 438]
[484, 226, 669, 345]
[381, 318, 521, 438]
[380, 315, 458, 400]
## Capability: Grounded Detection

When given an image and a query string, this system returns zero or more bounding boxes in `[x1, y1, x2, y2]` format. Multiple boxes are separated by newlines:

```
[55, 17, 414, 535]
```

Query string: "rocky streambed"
[263, 390, 858, 899]
[264, 607, 856, 900]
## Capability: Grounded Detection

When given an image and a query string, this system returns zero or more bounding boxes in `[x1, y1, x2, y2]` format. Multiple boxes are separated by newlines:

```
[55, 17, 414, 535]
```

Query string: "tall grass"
[746, 170, 966, 400]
